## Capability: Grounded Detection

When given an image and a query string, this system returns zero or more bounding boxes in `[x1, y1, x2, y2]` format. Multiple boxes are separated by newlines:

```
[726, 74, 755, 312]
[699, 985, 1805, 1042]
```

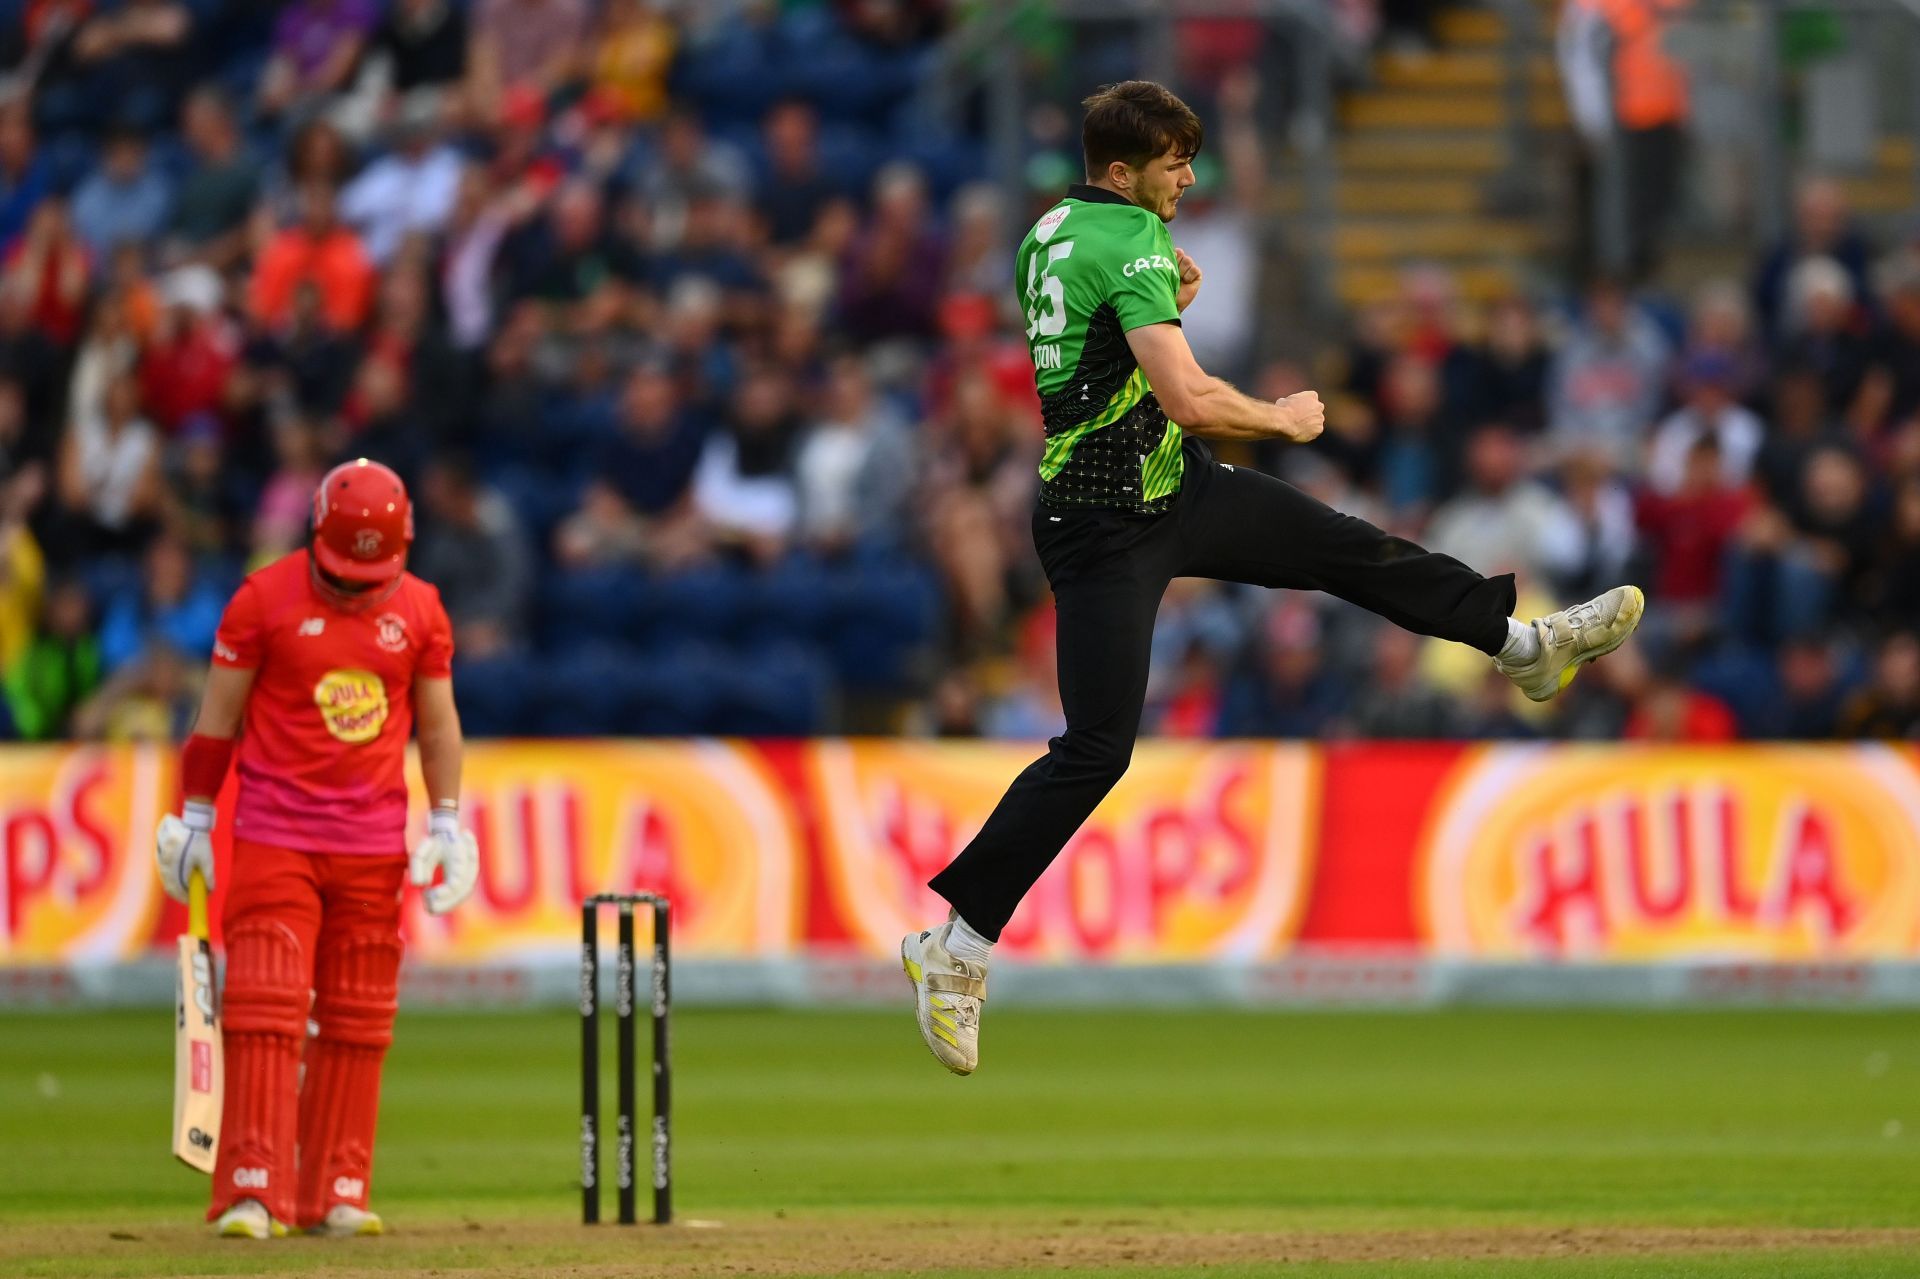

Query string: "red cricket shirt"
[212, 549, 454, 854]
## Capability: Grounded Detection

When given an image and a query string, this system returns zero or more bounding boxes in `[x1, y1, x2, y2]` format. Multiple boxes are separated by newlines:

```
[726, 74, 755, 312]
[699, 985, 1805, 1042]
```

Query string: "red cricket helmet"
[311, 459, 412, 586]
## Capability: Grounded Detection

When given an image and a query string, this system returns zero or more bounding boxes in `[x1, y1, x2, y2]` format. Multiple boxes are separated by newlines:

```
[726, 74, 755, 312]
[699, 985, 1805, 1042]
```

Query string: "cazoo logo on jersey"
[1121, 253, 1176, 277]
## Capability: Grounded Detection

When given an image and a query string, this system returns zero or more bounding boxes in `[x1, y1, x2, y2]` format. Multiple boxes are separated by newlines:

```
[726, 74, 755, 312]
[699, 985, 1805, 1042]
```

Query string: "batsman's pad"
[297, 933, 402, 1226]
[208, 918, 309, 1225]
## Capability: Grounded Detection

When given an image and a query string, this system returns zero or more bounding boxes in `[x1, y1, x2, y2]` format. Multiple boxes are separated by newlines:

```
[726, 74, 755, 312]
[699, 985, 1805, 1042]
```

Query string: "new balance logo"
[298, 618, 326, 637]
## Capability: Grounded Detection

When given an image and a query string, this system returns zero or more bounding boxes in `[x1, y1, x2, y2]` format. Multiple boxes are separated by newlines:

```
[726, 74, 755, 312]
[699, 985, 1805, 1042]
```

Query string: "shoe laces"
[931, 992, 980, 1031]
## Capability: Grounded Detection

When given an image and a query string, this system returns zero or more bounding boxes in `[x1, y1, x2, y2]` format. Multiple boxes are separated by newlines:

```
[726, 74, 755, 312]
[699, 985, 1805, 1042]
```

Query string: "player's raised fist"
[1278, 390, 1325, 442]
[1173, 248, 1203, 311]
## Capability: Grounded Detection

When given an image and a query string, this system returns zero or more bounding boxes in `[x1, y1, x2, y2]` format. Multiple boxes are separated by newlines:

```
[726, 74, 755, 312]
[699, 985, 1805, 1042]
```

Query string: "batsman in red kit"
[152, 459, 479, 1239]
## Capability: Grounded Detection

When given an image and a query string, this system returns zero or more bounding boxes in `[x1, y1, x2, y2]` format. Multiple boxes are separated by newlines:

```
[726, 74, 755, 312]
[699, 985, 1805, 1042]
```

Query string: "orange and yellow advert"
[1417, 745, 1920, 958]
[806, 740, 1320, 960]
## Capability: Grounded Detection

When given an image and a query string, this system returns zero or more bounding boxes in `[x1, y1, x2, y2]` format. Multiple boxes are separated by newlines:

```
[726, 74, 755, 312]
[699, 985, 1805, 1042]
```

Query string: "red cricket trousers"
[207, 840, 407, 1228]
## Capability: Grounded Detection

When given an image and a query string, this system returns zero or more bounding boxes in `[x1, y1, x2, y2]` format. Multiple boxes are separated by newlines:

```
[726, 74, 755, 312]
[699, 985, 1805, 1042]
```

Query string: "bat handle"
[187, 869, 209, 941]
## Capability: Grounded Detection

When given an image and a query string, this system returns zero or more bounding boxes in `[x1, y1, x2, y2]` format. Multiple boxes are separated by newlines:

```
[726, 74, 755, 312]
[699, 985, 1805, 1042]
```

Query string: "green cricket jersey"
[1016, 184, 1185, 513]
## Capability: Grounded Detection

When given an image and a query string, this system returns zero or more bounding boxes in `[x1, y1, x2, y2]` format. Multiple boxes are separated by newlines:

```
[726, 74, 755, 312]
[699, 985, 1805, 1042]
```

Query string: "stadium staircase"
[1280, 1, 1574, 311]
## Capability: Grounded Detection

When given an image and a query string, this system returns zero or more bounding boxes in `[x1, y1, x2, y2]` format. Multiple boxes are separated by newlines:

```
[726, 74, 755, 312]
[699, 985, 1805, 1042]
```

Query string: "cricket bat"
[173, 870, 222, 1173]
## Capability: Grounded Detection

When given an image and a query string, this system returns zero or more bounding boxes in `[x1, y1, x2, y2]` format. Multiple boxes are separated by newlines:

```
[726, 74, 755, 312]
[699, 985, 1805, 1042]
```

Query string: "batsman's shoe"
[900, 924, 985, 1076]
[311, 1205, 385, 1237]
[215, 1199, 288, 1239]
[1495, 585, 1646, 702]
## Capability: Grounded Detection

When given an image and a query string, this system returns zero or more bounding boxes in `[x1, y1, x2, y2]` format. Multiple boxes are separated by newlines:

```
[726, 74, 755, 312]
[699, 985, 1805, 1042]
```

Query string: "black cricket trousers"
[930, 438, 1515, 939]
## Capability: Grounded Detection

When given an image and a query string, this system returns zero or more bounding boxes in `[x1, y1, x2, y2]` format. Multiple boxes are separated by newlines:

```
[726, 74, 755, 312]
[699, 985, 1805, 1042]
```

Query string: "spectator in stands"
[167, 416, 247, 557]
[980, 606, 1063, 739]
[138, 266, 239, 434]
[56, 370, 160, 558]
[757, 99, 839, 248]
[251, 183, 377, 333]
[1167, 68, 1264, 383]
[1559, 0, 1690, 279]
[1554, 448, 1637, 600]
[339, 100, 464, 265]
[0, 102, 50, 247]
[1453, 668, 1540, 739]
[96, 535, 223, 673]
[691, 364, 799, 565]
[1624, 669, 1739, 742]
[1645, 353, 1763, 496]
[554, 361, 707, 568]
[1348, 626, 1456, 738]
[1218, 600, 1349, 737]
[260, 0, 379, 120]
[469, 0, 591, 115]
[942, 184, 1010, 302]
[794, 352, 914, 554]
[635, 109, 753, 241]
[922, 370, 1035, 654]
[1855, 253, 1920, 437]
[1775, 256, 1871, 420]
[1547, 277, 1672, 470]
[65, 0, 195, 131]
[1372, 352, 1451, 513]
[370, 0, 469, 105]
[841, 163, 944, 344]
[4, 578, 100, 740]
[1837, 632, 1920, 737]
[252, 415, 328, 559]
[1635, 435, 1752, 635]
[0, 458, 45, 676]
[5, 198, 90, 347]
[73, 638, 197, 740]
[411, 453, 532, 656]
[504, 179, 644, 317]
[1868, 477, 1920, 626]
[1424, 425, 1581, 587]
[1754, 175, 1875, 342]
[169, 89, 261, 272]
[590, 0, 676, 126]
[1681, 279, 1765, 406]
[1458, 295, 1551, 435]
[1756, 361, 1849, 510]
[260, 119, 358, 227]
[1759, 637, 1849, 739]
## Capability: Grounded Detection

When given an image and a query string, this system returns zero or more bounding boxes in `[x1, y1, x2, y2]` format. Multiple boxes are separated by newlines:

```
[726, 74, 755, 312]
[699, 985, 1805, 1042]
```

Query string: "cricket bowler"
[901, 81, 1645, 1074]
[153, 458, 479, 1237]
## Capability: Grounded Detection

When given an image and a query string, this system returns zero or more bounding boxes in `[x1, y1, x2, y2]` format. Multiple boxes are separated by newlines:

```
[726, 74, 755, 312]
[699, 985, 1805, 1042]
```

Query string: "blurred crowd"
[0, 0, 1914, 744]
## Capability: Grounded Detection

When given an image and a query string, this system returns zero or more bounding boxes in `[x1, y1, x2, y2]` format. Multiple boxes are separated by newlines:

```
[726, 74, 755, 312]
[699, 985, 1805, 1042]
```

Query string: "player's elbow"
[1157, 377, 1214, 431]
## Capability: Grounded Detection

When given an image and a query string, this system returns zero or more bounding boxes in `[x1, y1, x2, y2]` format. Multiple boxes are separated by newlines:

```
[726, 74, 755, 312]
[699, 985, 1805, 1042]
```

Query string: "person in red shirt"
[249, 183, 376, 333]
[153, 458, 477, 1238]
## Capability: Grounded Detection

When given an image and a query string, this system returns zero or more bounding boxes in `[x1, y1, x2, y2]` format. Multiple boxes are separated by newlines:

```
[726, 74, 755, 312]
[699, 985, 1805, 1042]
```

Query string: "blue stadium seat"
[710, 642, 832, 735]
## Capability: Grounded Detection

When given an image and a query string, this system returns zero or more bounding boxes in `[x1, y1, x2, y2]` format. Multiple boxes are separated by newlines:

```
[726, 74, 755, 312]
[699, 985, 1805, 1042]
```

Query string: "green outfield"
[3, 1006, 1918, 1277]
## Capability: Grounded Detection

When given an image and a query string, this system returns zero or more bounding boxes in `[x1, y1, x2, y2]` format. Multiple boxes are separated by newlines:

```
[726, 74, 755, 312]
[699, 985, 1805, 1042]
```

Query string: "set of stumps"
[580, 893, 671, 1225]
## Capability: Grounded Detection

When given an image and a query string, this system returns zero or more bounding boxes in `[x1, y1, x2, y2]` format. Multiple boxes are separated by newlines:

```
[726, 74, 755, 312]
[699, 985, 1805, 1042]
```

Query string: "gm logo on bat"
[188, 1127, 214, 1151]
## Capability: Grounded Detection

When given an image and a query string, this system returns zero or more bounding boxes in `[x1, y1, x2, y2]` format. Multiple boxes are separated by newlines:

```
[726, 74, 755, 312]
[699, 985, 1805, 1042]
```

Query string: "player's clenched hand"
[1173, 248, 1202, 312]
[410, 807, 479, 915]
[1276, 390, 1325, 443]
[154, 802, 216, 902]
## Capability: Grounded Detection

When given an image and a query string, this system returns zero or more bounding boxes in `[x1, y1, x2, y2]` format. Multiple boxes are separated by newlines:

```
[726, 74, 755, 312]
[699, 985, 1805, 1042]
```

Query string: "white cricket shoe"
[901, 923, 985, 1076]
[1495, 585, 1646, 702]
[215, 1199, 287, 1239]
[311, 1204, 385, 1236]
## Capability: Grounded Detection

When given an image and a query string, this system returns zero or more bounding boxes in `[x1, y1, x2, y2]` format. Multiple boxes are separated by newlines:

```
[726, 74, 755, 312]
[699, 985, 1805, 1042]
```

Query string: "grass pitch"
[3, 1006, 1918, 1276]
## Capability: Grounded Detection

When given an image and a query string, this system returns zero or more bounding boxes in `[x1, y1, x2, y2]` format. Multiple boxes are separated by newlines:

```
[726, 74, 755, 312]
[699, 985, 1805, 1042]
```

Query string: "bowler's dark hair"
[1081, 80, 1204, 178]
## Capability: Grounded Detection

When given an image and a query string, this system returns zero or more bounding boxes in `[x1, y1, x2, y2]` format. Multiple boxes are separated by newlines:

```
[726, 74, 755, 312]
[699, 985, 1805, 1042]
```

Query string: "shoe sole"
[901, 941, 973, 1077]
[1533, 585, 1645, 702]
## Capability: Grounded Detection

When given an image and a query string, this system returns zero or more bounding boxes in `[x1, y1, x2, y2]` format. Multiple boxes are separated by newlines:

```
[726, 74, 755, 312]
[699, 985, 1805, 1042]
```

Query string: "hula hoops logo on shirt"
[314, 669, 389, 743]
